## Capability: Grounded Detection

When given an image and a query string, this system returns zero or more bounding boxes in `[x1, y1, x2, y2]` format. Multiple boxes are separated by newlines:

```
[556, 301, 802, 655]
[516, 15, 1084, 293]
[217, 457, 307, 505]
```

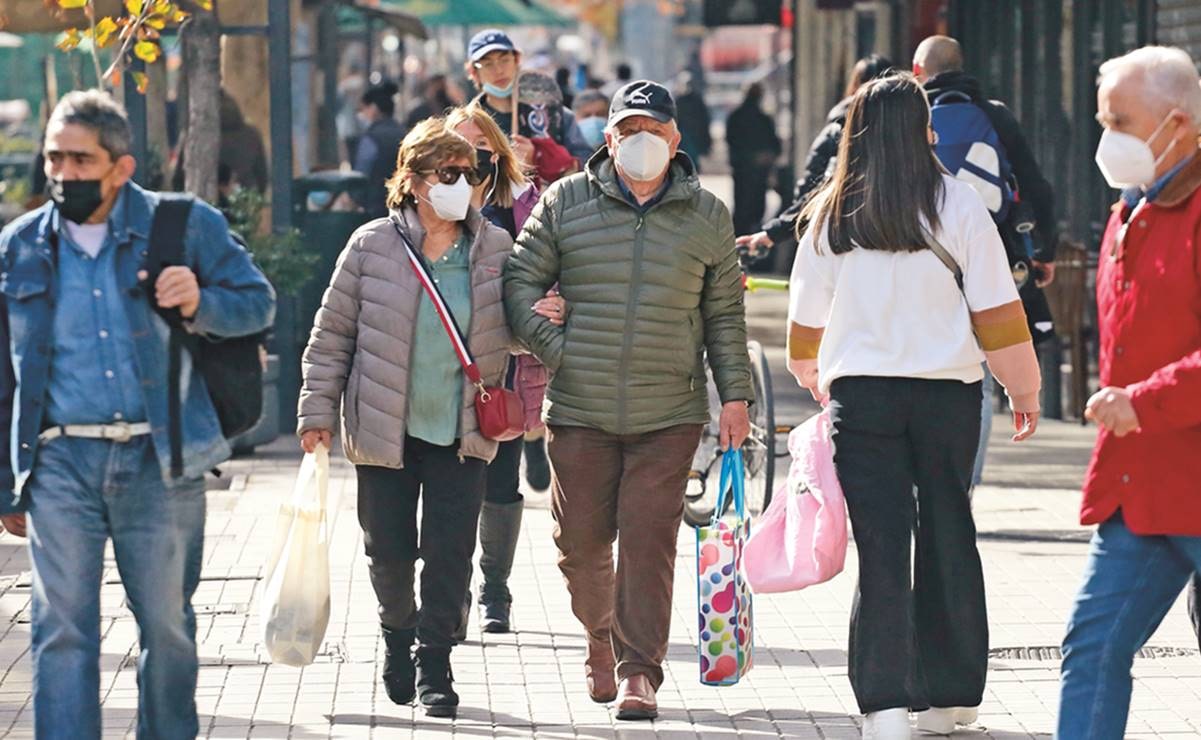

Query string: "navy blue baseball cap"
[469, 29, 518, 62]
[609, 80, 677, 125]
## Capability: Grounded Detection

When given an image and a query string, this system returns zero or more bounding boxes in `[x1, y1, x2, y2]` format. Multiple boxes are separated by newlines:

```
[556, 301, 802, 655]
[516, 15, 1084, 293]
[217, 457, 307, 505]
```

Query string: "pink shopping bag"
[743, 408, 846, 593]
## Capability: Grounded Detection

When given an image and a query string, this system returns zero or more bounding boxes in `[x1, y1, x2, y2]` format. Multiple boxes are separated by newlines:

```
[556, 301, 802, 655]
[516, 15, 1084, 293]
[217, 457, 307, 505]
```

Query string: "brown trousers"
[547, 423, 704, 690]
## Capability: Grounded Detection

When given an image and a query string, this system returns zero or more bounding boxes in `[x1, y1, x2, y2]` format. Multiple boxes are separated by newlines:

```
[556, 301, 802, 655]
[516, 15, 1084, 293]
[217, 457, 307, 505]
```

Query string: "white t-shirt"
[64, 220, 109, 259]
[788, 175, 1019, 395]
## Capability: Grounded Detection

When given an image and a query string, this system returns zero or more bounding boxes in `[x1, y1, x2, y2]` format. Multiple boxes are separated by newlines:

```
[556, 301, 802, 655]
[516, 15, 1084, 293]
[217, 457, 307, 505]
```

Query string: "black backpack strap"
[146, 194, 195, 478]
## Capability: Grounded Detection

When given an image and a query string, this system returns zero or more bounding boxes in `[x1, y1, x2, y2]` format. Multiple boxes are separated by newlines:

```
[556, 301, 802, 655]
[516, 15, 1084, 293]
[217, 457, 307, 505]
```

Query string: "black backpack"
[143, 195, 264, 477]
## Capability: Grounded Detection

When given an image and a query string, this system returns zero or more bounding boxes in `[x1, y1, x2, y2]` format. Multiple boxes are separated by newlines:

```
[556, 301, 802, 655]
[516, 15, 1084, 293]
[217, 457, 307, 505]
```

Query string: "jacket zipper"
[615, 214, 646, 433]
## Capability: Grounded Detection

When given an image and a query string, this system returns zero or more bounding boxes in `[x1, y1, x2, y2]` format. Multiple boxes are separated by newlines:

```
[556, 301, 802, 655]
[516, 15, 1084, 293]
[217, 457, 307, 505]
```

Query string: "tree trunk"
[182, 6, 221, 204]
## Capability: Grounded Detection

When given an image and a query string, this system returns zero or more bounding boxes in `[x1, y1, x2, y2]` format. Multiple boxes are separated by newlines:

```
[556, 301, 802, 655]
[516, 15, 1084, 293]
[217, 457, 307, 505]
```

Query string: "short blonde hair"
[384, 118, 476, 210]
[444, 104, 529, 208]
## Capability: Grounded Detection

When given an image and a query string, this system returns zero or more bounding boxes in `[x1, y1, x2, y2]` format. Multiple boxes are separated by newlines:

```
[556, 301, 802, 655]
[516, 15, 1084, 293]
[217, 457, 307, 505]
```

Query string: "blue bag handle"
[710, 449, 747, 527]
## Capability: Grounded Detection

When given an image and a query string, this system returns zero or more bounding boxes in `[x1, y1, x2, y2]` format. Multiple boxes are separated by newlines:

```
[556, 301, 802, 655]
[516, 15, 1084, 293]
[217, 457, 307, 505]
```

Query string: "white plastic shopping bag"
[260, 445, 331, 666]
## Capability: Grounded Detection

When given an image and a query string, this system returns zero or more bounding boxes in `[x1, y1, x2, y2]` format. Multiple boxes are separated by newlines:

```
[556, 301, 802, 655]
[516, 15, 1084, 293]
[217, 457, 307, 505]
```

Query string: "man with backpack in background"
[914, 35, 1059, 489]
[0, 90, 275, 738]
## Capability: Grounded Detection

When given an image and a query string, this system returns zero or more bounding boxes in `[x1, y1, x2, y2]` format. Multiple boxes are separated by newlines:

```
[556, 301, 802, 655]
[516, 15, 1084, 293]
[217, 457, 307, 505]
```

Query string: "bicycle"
[683, 270, 789, 527]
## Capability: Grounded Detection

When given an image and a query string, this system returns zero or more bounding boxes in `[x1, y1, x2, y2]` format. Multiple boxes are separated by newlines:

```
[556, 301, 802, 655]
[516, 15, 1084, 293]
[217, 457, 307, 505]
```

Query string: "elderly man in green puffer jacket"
[504, 80, 753, 721]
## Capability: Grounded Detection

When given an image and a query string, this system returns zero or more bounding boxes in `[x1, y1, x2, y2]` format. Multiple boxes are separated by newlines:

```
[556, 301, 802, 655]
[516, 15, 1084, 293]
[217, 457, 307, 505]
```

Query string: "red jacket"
[1083, 152, 1201, 536]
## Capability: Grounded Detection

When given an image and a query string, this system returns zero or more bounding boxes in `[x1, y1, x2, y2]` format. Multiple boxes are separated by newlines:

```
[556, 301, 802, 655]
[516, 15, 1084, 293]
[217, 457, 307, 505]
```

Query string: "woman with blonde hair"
[297, 118, 557, 717]
[444, 104, 559, 636]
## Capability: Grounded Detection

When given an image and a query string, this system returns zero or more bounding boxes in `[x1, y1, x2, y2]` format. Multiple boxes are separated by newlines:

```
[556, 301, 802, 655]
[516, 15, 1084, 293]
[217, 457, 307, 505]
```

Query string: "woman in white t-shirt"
[787, 74, 1040, 740]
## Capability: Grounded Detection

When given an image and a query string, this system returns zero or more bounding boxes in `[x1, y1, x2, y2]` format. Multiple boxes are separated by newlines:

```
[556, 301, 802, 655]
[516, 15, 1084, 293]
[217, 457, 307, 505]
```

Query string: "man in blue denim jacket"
[0, 90, 275, 739]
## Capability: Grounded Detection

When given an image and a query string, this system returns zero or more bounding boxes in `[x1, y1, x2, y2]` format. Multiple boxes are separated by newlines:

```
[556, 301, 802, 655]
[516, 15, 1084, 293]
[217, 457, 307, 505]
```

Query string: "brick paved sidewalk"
[0, 420, 1198, 739]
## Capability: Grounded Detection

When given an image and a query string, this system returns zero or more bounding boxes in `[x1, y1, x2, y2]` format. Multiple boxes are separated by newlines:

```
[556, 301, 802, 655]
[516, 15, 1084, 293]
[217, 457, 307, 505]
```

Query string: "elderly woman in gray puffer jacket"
[296, 119, 560, 718]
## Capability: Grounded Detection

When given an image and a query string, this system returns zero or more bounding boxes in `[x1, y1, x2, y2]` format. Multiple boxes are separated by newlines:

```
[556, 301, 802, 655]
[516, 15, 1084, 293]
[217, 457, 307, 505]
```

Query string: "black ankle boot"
[523, 437, 551, 491]
[415, 646, 459, 717]
[381, 626, 416, 704]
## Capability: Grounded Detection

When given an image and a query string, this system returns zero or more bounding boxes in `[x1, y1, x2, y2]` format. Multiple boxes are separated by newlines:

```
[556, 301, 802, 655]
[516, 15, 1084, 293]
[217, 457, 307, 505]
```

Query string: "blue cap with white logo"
[469, 29, 518, 62]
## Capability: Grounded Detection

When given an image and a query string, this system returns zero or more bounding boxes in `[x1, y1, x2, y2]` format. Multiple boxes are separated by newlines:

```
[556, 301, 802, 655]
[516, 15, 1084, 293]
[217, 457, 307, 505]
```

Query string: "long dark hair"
[801, 73, 945, 255]
[843, 54, 894, 98]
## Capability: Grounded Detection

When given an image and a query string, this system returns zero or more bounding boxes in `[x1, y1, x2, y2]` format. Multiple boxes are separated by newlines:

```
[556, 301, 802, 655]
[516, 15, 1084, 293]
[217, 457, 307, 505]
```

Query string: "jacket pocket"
[343, 360, 361, 436]
[2, 279, 50, 302]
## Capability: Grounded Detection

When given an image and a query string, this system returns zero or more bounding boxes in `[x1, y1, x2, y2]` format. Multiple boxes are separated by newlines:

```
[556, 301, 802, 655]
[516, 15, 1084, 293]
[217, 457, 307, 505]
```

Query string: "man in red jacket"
[1057, 46, 1201, 740]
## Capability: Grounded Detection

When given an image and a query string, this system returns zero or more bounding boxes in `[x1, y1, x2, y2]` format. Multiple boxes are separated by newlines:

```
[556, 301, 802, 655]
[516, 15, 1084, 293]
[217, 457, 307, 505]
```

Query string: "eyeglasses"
[419, 166, 484, 187]
[472, 53, 516, 73]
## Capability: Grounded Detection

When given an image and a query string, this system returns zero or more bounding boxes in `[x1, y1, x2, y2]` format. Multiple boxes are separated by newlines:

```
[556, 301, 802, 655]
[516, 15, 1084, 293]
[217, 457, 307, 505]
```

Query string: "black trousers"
[356, 436, 486, 649]
[829, 376, 986, 714]
[485, 437, 523, 505]
[732, 167, 770, 236]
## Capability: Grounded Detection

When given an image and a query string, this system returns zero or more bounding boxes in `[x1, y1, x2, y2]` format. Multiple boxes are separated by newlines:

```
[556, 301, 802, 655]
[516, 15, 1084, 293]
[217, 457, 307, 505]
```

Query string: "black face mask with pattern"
[475, 148, 500, 204]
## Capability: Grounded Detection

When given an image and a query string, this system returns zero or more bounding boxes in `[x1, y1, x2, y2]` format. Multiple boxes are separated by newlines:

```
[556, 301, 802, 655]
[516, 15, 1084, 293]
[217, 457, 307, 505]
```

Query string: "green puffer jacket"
[504, 149, 753, 435]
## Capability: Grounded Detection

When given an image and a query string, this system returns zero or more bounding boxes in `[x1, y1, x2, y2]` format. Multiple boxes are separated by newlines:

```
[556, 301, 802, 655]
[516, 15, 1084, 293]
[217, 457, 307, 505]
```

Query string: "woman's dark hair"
[362, 80, 400, 117]
[844, 54, 894, 98]
[801, 73, 946, 255]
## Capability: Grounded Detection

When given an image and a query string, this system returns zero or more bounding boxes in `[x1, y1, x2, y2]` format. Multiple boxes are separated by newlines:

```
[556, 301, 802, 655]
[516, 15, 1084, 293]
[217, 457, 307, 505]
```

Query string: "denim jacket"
[0, 182, 276, 512]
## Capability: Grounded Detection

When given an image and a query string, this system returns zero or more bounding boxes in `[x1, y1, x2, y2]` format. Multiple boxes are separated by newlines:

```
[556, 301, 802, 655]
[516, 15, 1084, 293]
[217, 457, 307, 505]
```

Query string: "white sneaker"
[916, 706, 979, 735]
[863, 708, 911, 739]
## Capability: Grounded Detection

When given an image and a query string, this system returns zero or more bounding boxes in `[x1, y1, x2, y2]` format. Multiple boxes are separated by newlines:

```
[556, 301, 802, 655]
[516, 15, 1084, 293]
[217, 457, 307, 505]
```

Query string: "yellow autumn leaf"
[133, 40, 160, 63]
[94, 16, 118, 46]
[144, 14, 166, 30]
[152, 0, 172, 13]
[133, 71, 149, 94]
[58, 0, 89, 9]
[56, 28, 83, 51]
[125, 0, 142, 14]
[196, 0, 213, 11]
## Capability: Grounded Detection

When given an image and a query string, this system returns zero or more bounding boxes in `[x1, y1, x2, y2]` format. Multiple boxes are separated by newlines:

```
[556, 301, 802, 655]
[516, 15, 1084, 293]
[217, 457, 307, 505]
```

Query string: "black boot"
[380, 626, 416, 704]
[523, 436, 551, 491]
[478, 499, 523, 633]
[415, 646, 459, 717]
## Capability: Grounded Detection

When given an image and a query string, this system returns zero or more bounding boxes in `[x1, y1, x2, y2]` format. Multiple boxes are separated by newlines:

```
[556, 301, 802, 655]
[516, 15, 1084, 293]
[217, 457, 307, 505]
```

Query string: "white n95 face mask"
[424, 175, 472, 221]
[615, 131, 671, 182]
[1094, 112, 1177, 189]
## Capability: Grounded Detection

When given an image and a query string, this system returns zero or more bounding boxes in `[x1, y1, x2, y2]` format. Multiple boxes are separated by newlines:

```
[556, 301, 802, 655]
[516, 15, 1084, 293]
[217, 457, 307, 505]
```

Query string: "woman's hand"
[1011, 410, 1039, 442]
[532, 288, 567, 326]
[511, 134, 536, 168]
[301, 429, 332, 454]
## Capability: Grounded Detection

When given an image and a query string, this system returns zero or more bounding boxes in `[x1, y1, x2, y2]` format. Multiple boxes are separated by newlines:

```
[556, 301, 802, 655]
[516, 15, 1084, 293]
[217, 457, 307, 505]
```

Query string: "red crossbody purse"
[391, 217, 525, 442]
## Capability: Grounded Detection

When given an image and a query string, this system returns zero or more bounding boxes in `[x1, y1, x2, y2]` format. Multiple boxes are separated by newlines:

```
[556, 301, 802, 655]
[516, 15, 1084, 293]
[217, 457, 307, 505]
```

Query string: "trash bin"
[275, 171, 371, 427]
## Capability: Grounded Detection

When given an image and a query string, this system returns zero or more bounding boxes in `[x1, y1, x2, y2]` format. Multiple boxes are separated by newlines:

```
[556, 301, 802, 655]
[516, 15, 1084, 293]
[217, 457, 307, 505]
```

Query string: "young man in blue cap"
[464, 29, 594, 167]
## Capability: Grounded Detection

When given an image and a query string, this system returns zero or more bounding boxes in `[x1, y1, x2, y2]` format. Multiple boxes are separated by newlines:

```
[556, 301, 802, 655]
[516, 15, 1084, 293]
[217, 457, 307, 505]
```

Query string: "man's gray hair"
[47, 89, 133, 160]
[1098, 46, 1201, 124]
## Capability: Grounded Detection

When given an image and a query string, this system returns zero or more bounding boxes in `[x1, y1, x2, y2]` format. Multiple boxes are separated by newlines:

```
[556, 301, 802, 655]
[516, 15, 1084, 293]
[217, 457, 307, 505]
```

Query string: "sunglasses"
[419, 166, 484, 187]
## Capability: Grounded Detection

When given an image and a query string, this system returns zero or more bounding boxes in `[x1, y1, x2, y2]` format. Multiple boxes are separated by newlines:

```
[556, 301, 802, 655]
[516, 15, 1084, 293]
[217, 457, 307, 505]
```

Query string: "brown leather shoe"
[585, 636, 617, 703]
[615, 674, 658, 720]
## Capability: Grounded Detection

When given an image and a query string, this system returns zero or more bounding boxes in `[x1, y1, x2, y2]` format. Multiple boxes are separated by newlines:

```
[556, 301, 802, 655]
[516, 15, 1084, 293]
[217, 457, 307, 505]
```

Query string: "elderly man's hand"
[718, 401, 751, 451]
[1085, 386, 1141, 437]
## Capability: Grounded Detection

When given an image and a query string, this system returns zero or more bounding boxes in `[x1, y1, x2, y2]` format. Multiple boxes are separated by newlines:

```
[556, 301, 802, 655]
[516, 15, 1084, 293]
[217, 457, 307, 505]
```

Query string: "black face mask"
[474, 147, 498, 186]
[47, 177, 105, 224]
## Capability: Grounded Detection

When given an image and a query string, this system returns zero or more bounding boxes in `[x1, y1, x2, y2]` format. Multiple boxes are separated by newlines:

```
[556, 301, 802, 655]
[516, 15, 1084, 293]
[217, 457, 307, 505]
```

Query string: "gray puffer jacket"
[297, 206, 513, 465]
[504, 149, 753, 435]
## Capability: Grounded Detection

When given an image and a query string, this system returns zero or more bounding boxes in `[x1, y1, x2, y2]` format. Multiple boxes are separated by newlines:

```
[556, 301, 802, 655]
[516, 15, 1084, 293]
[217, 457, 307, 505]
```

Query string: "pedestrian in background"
[505, 80, 752, 720]
[444, 105, 562, 635]
[725, 82, 781, 237]
[403, 74, 458, 132]
[354, 80, 406, 219]
[741, 54, 893, 256]
[788, 74, 1040, 740]
[1057, 46, 1201, 740]
[674, 72, 713, 172]
[298, 120, 554, 717]
[572, 88, 609, 154]
[0, 89, 275, 738]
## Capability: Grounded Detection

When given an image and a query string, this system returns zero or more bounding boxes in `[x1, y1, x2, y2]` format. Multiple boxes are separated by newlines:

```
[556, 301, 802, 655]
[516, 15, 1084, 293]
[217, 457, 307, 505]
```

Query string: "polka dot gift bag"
[695, 449, 753, 686]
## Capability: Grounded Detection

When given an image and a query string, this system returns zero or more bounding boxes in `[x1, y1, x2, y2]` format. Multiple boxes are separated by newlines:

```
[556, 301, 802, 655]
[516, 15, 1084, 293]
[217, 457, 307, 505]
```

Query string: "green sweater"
[504, 150, 753, 435]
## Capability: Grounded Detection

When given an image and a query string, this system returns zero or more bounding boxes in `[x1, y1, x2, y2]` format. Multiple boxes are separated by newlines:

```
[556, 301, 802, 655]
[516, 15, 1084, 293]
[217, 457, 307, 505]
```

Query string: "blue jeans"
[1057, 514, 1201, 739]
[26, 436, 206, 740]
[972, 366, 993, 489]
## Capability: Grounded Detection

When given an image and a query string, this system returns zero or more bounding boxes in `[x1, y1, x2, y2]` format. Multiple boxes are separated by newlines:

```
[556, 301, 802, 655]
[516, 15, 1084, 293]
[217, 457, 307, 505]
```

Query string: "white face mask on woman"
[614, 130, 671, 182]
[421, 174, 472, 221]
[1094, 111, 1178, 189]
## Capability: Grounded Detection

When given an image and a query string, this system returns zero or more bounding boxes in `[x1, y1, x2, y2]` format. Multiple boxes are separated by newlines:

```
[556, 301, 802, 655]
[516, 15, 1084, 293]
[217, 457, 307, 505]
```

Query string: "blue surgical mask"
[578, 116, 607, 149]
[482, 81, 513, 99]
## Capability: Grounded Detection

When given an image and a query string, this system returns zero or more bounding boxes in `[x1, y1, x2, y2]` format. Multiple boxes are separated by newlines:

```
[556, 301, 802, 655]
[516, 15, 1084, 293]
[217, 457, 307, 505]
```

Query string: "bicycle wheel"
[742, 340, 775, 516]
